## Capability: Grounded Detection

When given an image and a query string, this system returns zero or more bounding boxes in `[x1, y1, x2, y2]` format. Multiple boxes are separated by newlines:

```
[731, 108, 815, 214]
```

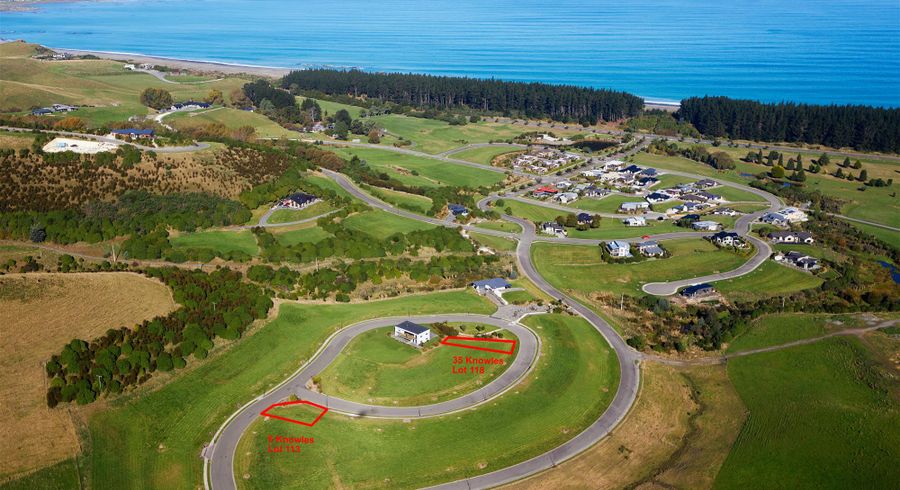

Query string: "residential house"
[278, 192, 318, 210]
[645, 192, 671, 204]
[584, 187, 610, 198]
[778, 207, 809, 223]
[760, 212, 789, 227]
[637, 240, 665, 257]
[710, 231, 742, 247]
[472, 278, 512, 292]
[667, 202, 704, 215]
[681, 193, 709, 203]
[606, 240, 632, 258]
[620, 202, 650, 213]
[541, 222, 567, 237]
[534, 186, 559, 195]
[51, 104, 77, 112]
[623, 216, 647, 227]
[31, 108, 53, 116]
[695, 179, 718, 189]
[577, 213, 592, 225]
[448, 204, 468, 217]
[767, 231, 814, 244]
[621, 164, 642, 174]
[680, 283, 715, 299]
[556, 192, 579, 204]
[691, 220, 721, 231]
[110, 128, 155, 139]
[639, 168, 659, 177]
[775, 251, 820, 271]
[637, 176, 659, 187]
[713, 208, 740, 216]
[696, 191, 724, 203]
[394, 321, 432, 346]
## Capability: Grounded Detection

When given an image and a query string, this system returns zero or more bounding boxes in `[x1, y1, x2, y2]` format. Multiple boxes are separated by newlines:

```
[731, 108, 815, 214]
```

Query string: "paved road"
[251, 206, 338, 228]
[207, 314, 539, 490]
[0, 126, 210, 153]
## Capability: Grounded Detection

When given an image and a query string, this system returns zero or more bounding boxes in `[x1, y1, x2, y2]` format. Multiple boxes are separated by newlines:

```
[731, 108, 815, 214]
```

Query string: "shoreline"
[45, 44, 681, 108]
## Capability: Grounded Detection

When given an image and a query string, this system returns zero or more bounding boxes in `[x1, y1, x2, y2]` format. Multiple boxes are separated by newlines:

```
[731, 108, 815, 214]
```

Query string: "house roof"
[396, 321, 430, 335]
[111, 128, 154, 135]
[542, 222, 564, 230]
[681, 283, 714, 295]
[448, 203, 467, 214]
[646, 192, 669, 200]
[284, 192, 317, 204]
[712, 231, 739, 240]
[577, 212, 591, 221]
[638, 240, 658, 248]
[641, 245, 665, 255]
[535, 186, 558, 193]
[607, 240, 630, 250]
[693, 220, 719, 228]
[621, 201, 648, 209]
[472, 278, 512, 289]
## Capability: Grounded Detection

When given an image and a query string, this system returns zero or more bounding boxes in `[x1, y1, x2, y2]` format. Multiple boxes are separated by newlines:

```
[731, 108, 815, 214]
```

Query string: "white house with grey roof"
[394, 321, 432, 346]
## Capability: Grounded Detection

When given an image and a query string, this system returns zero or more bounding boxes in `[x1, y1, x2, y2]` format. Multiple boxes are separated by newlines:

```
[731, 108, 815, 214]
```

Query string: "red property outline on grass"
[260, 400, 328, 427]
[440, 336, 517, 355]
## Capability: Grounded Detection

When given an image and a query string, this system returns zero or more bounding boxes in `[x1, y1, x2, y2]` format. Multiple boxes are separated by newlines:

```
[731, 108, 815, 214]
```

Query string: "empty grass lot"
[19, 292, 495, 490]
[473, 220, 522, 233]
[170, 229, 258, 256]
[328, 147, 503, 188]
[235, 313, 619, 489]
[450, 145, 522, 165]
[532, 239, 747, 296]
[271, 224, 333, 246]
[0, 273, 176, 481]
[366, 186, 433, 214]
[166, 108, 294, 139]
[714, 261, 823, 302]
[267, 201, 336, 224]
[566, 218, 685, 240]
[341, 209, 436, 239]
[504, 199, 568, 223]
[367, 115, 527, 154]
[470, 232, 518, 252]
[566, 194, 644, 214]
[717, 337, 900, 488]
[725, 313, 864, 354]
[317, 325, 517, 406]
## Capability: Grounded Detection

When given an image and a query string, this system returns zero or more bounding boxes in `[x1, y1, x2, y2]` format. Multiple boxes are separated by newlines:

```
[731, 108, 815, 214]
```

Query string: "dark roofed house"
[645, 192, 670, 204]
[31, 108, 53, 116]
[622, 164, 642, 174]
[767, 231, 814, 244]
[696, 179, 718, 189]
[778, 251, 820, 271]
[448, 204, 468, 217]
[710, 231, 742, 247]
[637, 240, 665, 257]
[110, 128, 155, 139]
[681, 283, 715, 299]
[278, 192, 318, 210]
[394, 321, 432, 346]
[577, 212, 592, 225]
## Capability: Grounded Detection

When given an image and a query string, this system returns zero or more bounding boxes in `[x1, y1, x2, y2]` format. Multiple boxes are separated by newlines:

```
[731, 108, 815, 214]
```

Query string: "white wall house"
[394, 321, 432, 346]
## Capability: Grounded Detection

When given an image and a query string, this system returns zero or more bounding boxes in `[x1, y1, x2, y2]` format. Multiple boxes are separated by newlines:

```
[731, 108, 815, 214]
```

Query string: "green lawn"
[450, 145, 521, 165]
[714, 260, 823, 302]
[235, 313, 619, 489]
[170, 229, 258, 256]
[532, 239, 747, 296]
[60, 291, 494, 490]
[342, 210, 436, 239]
[367, 115, 527, 154]
[271, 224, 333, 246]
[267, 201, 336, 224]
[469, 232, 518, 252]
[366, 185, 433, 214]
[567, 195, 643, 214]
[711, 185, 768, 203]
[844, 221, 900, 250]
[717, 337, 900, 488]
[725, 313, 860, 354]
[328, 146, 503, 188]
[566, 218, 684, 240]
[167, 107, 294, 139]
[473, 220, 522, 233]
[502, 290, 535, 305]
[504, 200, 568, 223]
[317, 325, 517, 406]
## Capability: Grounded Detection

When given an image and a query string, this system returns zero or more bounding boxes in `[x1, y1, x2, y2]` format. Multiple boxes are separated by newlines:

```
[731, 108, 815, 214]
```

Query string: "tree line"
[46, 267, 272, 407]
[677, 96, 900, 153]
[279, 69, 644, 124]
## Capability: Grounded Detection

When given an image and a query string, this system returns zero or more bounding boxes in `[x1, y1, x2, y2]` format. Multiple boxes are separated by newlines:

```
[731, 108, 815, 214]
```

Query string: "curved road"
[207, 314, 540, 490]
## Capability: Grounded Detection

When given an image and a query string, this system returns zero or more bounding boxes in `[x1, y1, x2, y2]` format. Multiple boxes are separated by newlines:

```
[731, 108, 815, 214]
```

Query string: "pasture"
[341, 209, 436, 239]
[169, 229, 259, 256]
[328, 146, 503, 188]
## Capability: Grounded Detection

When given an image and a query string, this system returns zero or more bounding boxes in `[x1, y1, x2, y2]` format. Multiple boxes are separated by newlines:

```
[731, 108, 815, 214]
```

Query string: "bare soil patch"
[0, 272, 176, 481]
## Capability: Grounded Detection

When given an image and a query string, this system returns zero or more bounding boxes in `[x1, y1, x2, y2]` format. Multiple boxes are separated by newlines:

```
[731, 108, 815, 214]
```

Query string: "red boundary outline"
[260, 400, 328, 427]
[440, 336, 516, 355]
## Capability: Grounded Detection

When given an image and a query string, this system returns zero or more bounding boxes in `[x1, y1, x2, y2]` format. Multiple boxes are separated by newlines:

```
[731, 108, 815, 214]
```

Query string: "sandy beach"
[54, 47, 291, 78]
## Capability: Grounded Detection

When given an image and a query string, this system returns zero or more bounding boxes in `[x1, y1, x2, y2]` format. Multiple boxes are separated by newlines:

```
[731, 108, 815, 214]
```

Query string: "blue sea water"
[1, 0, 899, 106]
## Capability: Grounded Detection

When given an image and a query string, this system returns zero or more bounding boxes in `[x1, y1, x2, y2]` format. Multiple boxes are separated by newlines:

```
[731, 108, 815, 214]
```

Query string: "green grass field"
[167, 107, 294, 139]
[714, 260, 824, 302]
[450, 145, 521, 165]
[717, 337, 900, 488]
[271, 224, 333, 246]
[504, 200, 568, 223]
[235, 313, 619, 489]
[170, 229, 258, 256]
[566, 195, 643, 214]
[565, 218, 684, 240]
[367, 115, 527, 154]
[36, 292, 494, 490]
[328, 147, 503, 188]
[267, 201, 336, 224]
[317, 325, 517, 406]
[367, 186, 433, 214]
[532, 239, 747, 296]
[725, 313, 861, 353]
[473, 220, 522, 233]
[710, 185, 768, 203]
[844, 221, 900, 250]
[469, 232, 518, 252]
[502, 290, 535, 305]
[342, 210, 436, 239]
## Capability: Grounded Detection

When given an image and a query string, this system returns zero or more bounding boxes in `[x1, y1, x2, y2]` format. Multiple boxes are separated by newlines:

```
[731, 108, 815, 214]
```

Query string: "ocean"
[1, 0, 899, 106]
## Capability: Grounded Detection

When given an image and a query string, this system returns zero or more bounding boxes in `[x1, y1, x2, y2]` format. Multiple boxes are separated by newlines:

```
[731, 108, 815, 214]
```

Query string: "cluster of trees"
[280, 69, 643, 124]
[0, 191, 250, 245]
[139, 88, 173, 110]
[624, 110, 699, 137]
[648, 140, 735, 169]
[553, 212, 602, 231]
[46, 267, 272, 407]
[677, 96, 900, 153]
[242, 80, 303, 124]
[295, 254, 503, 301]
